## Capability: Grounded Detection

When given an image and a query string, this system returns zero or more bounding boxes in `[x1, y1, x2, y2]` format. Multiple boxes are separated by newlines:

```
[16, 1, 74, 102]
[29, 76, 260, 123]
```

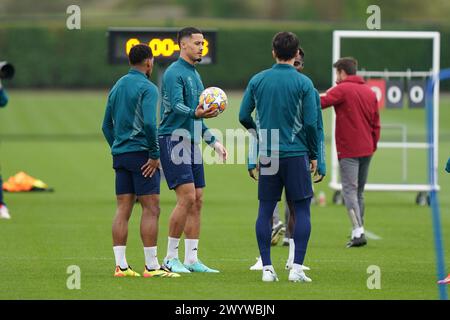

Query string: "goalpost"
[330, 30, 441, 198]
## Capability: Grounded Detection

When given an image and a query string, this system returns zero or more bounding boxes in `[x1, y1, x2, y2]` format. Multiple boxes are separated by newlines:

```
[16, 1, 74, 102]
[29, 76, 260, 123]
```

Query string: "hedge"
[0, 25, 449, 90]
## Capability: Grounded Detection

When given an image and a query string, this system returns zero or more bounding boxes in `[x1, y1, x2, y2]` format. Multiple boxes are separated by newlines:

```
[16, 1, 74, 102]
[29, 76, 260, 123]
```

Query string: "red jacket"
[320, 75, 380, 159]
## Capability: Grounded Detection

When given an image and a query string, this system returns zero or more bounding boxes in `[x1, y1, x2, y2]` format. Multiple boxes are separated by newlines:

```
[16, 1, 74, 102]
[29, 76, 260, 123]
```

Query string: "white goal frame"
[330, 30, 440, 192]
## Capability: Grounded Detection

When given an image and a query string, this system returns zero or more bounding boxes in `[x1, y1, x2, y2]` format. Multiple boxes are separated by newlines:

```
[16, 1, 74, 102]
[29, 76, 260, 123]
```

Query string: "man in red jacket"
[321, 57, 380, 248]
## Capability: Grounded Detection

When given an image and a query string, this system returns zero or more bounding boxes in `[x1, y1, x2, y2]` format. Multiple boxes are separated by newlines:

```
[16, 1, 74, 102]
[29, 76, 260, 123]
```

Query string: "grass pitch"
[0, 89, 449, 299]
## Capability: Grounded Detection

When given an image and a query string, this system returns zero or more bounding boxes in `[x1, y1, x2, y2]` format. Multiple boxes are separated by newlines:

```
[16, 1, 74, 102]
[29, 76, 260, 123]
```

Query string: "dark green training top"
[102, 68, 159, 159]
[159, 57, 216, 145]
[0, 88, 8, 107]
[239, 63, 319, 160]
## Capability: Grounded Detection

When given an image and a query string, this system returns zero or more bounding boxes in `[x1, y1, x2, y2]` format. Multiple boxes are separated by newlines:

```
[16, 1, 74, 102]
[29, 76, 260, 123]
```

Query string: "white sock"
[144, 246, 160, 270]
[184, 239, 199, 265]
[113, 246, 128, 269]
[166, 237, 180, 260]
[288, 238, 295, 262]
[292, 263, 304, 273]
[352, 227, 363, 239]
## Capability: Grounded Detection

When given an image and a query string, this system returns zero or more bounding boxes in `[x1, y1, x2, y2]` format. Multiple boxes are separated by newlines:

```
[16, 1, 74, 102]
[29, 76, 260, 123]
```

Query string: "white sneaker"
[0, 204, 11, 219]
[285, 259, 311, 271]
[262, 269, 279, 282]
[250, 256, 263, 271]
[288, 268, 312, 282]
[301, 265, 311, 271]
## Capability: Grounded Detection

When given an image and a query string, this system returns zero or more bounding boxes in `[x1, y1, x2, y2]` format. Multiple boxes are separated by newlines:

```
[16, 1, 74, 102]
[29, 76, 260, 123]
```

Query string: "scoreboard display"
[108, 28, 217, 65]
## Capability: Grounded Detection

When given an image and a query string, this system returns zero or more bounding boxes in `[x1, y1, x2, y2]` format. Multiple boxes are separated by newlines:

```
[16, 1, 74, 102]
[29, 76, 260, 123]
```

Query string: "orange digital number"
[125, 37, 209, 57]
[202, 39, 209, 56]
[125, 38, 140, 55]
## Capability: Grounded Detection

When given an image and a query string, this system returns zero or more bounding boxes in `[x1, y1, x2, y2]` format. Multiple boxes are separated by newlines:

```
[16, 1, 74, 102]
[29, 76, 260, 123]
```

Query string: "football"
[199, 87, 228, 113]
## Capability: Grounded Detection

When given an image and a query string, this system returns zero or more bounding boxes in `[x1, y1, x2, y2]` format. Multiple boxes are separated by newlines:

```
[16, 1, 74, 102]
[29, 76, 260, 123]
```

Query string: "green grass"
[0, 89, 449, 299]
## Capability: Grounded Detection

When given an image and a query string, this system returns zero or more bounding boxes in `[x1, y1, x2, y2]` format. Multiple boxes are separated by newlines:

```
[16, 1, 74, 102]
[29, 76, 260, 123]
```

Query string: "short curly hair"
[128, 44, 153, 65]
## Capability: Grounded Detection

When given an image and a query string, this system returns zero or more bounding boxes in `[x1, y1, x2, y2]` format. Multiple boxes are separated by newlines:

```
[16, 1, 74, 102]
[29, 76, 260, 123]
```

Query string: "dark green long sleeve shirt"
[102, 69, 159, 159]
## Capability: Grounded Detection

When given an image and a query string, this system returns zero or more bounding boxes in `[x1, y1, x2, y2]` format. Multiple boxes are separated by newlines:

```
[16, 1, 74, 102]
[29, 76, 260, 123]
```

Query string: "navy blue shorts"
[258, 155, 313, 201]
[159, 135, 205, 190]
[113, 151, 160, 196]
